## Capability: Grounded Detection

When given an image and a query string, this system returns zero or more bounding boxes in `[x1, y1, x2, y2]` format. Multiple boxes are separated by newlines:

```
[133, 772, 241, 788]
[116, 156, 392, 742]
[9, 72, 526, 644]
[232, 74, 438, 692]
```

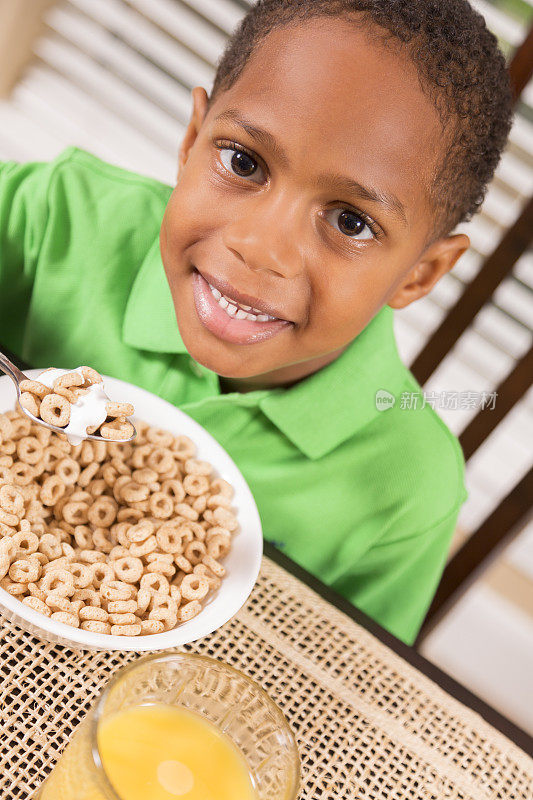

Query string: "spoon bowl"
[0, 352, 137, 444]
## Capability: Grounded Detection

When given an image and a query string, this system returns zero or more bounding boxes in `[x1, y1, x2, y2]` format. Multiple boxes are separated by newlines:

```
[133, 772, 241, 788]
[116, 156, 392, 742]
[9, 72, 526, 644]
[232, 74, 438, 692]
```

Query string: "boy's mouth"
[192, 268, 293, 345]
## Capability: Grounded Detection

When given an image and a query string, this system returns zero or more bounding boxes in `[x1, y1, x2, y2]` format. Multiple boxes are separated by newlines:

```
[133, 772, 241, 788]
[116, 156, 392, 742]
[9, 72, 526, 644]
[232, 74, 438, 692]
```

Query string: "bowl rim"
[0, 370, 263, 651]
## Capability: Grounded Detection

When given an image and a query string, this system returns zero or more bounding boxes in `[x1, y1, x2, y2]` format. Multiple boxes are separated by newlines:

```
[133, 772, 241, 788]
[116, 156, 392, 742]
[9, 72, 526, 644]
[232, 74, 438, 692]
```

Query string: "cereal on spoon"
[19, 366, 135, 444]
[0, 404, 237, 636]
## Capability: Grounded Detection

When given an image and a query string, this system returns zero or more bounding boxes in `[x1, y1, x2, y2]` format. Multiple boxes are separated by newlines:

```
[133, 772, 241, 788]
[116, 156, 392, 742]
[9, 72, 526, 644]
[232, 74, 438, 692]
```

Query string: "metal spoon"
[0, 352, 136, 444]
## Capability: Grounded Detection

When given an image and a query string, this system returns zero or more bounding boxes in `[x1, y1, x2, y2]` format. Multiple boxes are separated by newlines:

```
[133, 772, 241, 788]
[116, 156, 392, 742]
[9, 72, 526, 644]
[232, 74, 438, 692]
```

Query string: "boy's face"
[160, 17, 468, 387]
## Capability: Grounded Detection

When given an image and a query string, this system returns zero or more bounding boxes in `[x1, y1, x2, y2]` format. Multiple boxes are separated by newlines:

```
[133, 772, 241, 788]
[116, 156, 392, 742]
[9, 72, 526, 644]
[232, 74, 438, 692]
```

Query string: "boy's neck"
[218, 343, 350, 394]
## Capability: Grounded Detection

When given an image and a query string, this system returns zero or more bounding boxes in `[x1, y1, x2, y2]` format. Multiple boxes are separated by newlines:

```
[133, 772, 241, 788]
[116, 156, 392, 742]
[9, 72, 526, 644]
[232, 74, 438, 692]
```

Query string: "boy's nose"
[222, 195, 305, 280]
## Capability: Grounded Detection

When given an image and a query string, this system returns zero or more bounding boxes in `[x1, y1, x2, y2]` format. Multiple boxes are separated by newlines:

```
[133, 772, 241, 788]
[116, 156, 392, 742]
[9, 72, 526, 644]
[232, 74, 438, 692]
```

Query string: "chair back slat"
[509, 22, 533, 100]
[416, 466, 533, 644]
[411, 196, 533, 386]
[459, 345, 533, 461]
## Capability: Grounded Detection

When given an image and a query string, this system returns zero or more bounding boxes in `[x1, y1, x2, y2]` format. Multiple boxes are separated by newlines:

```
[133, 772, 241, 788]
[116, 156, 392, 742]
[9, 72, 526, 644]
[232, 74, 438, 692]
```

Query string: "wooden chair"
[415, 27, 533, 644]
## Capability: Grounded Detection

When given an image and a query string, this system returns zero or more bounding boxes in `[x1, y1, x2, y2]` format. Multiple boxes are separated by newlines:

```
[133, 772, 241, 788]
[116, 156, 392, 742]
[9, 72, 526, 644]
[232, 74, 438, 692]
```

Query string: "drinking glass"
[35, 652, 301, 800]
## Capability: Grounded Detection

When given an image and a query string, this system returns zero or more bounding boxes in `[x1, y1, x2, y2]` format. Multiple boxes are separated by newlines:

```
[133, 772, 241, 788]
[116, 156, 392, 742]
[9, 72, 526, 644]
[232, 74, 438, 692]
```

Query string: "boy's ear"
[388, 233, 470, 309]
[177, 86, 210, 179]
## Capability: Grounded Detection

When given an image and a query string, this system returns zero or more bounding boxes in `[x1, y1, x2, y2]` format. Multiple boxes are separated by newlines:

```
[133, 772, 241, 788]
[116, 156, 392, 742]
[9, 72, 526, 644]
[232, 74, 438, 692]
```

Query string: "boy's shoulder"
[45, 146, 172, 197]
[9, 147, 174, 258]
[2, 147, 173, 223]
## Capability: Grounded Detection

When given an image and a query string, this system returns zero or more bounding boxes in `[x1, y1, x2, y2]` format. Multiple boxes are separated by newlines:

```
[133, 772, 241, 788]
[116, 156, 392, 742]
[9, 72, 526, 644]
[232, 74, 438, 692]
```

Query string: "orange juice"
[39, 704, 258, 800]
[98, 704, 257, 799]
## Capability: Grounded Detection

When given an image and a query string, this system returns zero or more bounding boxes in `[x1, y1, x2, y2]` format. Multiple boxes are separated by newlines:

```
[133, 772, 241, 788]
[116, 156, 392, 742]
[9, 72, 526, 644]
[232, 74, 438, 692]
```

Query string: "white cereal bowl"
[0, 370, 263, 651]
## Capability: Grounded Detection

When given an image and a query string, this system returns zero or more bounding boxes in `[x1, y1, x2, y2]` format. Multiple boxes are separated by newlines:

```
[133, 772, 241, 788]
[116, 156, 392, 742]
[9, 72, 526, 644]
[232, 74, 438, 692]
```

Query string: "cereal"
[107, 599, 137, 614]
[207, 533, 231, 560]
[56, 457, 80, 485]
[145, 560, 175, 578]
[80, 620, 110, 634]
[9, 559, 40, 583]
[51, 611, 79, 627]
[182, 474, 209, 497]
[113, 556, 143, 584]
[90, 562, 115, 589]
[179, 600, 202, 622]
[53, 372, 84, 391]
[140, 619, 164, 635]
[41, 569, 75, 597]
[0, 407, 237, 636]
[0, 484, 25, 516]
[45, 593, 75, 613]
[184, 459, 212, 477]
[111, 623, 142, 636]
[140, 573, 170, 596]
[174, 555, 193, 574]
[184, 540, 207, 565]
[180, 574, 209, 602]
[202, 555, 226, 578]
[129, 536, 158, 558]
[40, 394, 71, 427]
[22, 595, 51, 616]
[105, 401, 134, 418]
[19, 380, 50, 399]
[0, 553, 10, 580]
[19, 366, 135, 443]
[40, 475, 66, 506]
[79, 605, 108, 622]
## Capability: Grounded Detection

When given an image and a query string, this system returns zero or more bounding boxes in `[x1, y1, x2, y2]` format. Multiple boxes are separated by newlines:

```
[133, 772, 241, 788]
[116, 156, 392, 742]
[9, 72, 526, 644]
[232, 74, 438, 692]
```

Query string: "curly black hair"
[208, 0, 514, 242]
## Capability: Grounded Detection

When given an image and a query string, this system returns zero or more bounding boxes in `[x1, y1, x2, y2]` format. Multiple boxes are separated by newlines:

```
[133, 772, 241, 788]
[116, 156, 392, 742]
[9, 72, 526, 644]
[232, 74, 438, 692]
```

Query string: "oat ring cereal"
[40, 393, 71, 427]
[0, 485, 24, 516]
[18, 379, 50, 399]
[0, 404, 238, 636]
[180, 574, 209, 602]
[19, 366, 135, 444]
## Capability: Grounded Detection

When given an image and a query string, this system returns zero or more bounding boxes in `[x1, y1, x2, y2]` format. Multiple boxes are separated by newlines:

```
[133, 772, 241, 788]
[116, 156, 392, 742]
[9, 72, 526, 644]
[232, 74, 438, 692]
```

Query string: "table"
[1, 543, 532, 799]
[0, 346, 532, 797]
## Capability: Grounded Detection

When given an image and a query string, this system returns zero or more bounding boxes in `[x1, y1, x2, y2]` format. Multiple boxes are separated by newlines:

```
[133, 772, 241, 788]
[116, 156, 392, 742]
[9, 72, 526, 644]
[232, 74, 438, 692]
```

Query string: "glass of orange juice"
[34, 652, 301, 800]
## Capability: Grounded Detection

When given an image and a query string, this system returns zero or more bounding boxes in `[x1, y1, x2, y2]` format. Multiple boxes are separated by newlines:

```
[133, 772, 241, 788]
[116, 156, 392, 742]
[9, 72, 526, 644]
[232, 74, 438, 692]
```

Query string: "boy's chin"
[181, 335, 270, 379]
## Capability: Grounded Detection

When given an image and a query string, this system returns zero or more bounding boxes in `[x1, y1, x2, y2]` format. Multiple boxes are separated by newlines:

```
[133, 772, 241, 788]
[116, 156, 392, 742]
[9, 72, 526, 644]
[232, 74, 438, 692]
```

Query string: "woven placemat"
[1, 556, 531, 799]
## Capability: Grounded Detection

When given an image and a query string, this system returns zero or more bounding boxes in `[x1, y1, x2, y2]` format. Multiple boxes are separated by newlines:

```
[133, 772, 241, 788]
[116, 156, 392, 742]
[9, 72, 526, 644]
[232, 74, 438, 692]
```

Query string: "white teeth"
[207, 279, 280, 322]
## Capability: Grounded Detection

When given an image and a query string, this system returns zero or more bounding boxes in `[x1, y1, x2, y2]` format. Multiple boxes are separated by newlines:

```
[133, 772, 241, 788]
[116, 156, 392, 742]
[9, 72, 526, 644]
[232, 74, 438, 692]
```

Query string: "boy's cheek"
[163, 179, 223, 263]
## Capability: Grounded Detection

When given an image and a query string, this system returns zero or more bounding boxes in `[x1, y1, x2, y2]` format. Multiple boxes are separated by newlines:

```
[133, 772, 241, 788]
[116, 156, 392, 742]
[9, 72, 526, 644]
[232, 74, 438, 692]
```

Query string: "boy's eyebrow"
[315, 173, 408, 225]
[213, 108, 408, 225]
[214, 109, 291, 168]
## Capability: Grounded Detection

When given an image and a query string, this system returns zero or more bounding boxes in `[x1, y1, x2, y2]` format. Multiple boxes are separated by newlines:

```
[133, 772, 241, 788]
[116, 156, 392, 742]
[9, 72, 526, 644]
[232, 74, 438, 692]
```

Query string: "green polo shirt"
[0, 147, 467, 644]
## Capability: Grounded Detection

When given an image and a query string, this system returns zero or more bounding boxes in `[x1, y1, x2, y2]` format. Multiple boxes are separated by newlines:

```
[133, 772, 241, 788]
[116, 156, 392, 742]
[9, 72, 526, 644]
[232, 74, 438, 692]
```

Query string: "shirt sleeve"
[331, 504, 462, 645]
[0, 156, 65, 353]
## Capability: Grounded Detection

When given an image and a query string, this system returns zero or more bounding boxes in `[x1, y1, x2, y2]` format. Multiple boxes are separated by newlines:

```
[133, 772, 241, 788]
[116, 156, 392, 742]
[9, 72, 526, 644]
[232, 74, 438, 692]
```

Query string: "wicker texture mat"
[1, 556, 531, 799]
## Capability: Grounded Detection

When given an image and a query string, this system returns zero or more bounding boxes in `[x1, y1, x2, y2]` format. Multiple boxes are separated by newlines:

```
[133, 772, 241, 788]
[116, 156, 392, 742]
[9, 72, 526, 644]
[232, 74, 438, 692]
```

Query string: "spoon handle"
[0, 351, 28, 387]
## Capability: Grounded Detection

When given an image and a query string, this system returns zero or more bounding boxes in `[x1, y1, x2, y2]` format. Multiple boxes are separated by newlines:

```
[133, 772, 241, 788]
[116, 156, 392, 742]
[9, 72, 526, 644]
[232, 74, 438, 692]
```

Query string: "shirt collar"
[258, 304, 407, 459]
[123, 237, 188, 354]
[123, 237, 408, 460]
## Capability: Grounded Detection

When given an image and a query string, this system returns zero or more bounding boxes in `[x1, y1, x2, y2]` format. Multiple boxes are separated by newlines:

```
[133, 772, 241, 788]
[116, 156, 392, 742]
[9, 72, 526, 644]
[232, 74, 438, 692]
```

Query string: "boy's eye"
[325, 208, 374, 240]
[218, 146, 266, 184]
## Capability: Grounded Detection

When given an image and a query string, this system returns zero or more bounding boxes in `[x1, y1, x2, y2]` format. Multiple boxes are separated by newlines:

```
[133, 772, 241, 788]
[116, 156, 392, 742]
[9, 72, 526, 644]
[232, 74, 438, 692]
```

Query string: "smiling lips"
[192, 269, 293, 345]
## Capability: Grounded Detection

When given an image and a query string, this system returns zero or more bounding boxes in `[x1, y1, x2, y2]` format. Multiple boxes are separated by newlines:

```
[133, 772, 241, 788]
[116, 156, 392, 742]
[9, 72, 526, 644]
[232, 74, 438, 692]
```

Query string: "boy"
[0, 0, 513, 644]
